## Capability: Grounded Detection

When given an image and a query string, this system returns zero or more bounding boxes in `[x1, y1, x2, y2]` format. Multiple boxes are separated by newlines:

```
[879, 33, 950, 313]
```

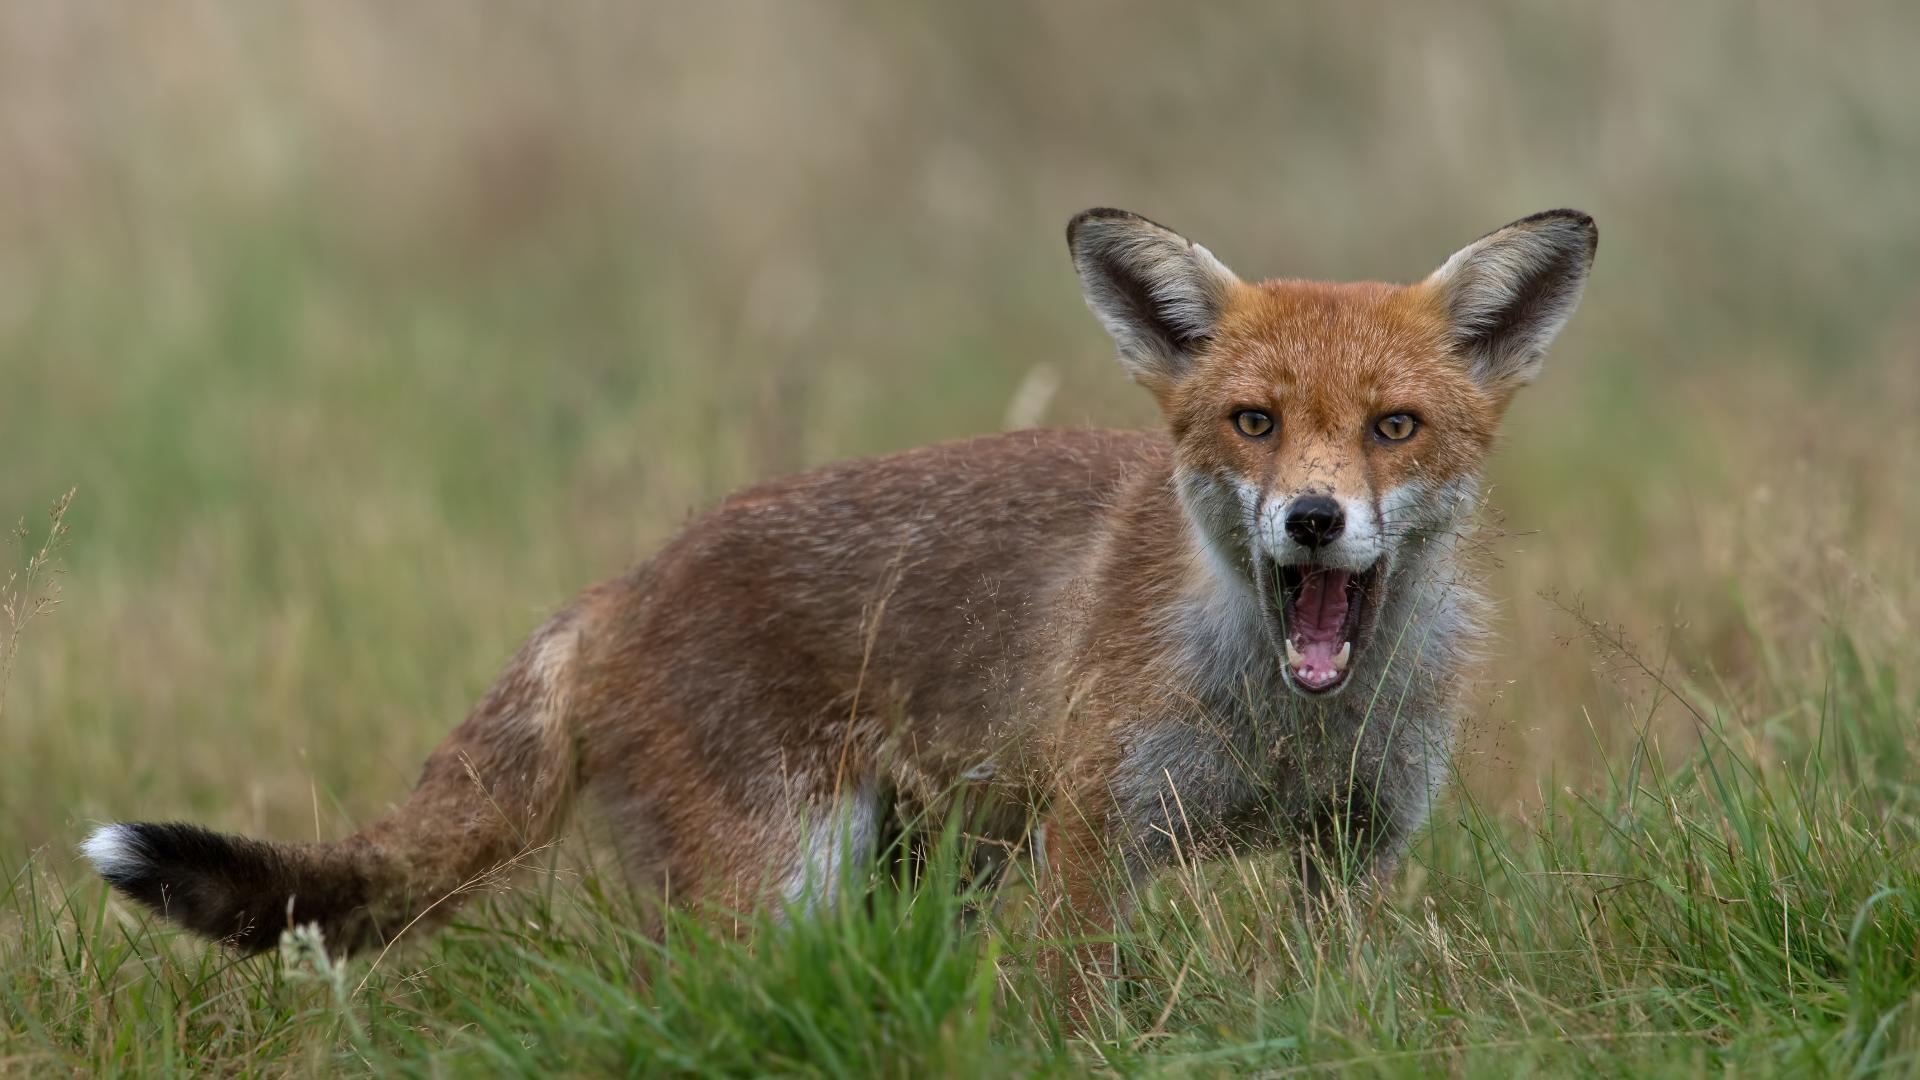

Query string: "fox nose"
[1284, 495, 1344, 549]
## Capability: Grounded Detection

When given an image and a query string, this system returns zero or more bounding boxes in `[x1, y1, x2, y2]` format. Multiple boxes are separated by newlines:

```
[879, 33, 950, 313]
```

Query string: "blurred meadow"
[3, 2, 1919, 1074]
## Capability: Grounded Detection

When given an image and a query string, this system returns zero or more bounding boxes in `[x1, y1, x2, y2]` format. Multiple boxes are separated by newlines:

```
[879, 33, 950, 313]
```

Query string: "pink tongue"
[1287, 569, 1351, 688]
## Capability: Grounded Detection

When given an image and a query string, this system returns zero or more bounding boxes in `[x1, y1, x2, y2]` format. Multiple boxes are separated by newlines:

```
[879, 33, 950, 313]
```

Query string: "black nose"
[1284, 495, 1344, 548]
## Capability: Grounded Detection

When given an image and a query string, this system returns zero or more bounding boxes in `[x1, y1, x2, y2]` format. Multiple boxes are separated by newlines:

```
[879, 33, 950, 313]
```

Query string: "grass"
[6, 604, 1916, 1075]
[3, 1, 1919, 1074]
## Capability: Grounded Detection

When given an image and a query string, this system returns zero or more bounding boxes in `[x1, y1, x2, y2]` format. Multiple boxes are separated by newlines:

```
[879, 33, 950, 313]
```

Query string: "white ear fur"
[1066, 209, 1241, 387]
[1426, 210, 1597, 392]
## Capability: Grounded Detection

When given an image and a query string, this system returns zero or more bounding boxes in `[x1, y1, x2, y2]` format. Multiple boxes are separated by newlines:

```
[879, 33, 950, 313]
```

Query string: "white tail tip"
[79, 823, 148, 882]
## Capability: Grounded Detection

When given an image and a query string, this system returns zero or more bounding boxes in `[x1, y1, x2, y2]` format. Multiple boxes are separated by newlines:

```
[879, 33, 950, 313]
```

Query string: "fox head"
[1068, 208, 1596, 697]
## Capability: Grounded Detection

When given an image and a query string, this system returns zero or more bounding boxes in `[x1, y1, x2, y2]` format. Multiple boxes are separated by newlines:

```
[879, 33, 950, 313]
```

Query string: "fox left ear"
[1067, 208, 1242, 391]
[1424, 210, 1597, 394]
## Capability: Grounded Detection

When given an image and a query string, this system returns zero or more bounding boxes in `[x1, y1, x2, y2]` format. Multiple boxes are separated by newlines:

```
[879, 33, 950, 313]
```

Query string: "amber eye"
[1375, 413, 1419, 442]
[1233, 410, 1274, 438]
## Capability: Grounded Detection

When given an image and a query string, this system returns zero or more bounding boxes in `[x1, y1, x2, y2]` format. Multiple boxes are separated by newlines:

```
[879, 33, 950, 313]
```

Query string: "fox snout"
[1283, 494, 1343, 549]
[1245, 488, 1398, 696]
[1257, 491, 1386, 575]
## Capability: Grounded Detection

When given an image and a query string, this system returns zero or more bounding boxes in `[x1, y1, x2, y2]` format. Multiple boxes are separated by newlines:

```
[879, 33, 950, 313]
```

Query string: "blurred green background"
[2, 1, 1916, 852]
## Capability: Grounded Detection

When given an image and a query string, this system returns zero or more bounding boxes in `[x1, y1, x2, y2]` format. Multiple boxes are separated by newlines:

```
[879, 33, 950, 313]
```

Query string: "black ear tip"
[1066, 207, 1144, 248]
[1519, 208, 1598, 251]
[1518, 207, 1593, 227]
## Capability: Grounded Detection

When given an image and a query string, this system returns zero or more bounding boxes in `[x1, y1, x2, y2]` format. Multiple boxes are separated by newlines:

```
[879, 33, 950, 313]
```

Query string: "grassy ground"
[4, 2, 1919, 1075]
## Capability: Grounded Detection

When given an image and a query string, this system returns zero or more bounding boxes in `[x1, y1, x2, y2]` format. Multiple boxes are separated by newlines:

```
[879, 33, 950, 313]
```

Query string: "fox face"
[1070, 208, 1595, 696]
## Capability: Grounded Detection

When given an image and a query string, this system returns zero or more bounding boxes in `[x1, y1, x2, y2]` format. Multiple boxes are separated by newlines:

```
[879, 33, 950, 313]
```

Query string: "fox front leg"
[1033, 801, 1127, 1023]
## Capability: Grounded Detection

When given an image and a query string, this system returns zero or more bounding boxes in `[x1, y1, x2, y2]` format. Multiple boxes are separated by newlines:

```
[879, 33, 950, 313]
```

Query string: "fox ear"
[1425, 210, 1597, 393]
[1067, 208, 1241, 388]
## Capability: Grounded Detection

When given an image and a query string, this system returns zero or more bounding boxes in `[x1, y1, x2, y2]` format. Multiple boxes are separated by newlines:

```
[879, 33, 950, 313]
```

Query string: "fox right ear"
[1425, 209, 1598, 395]
[1067, 208, 1241, 389]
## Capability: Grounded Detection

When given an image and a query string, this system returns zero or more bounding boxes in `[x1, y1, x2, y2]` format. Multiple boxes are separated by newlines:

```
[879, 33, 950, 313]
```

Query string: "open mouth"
[1263, 561, 1383, 695]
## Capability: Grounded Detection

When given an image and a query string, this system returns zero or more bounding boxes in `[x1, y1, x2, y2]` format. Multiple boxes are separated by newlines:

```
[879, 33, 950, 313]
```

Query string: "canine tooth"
[1332, 641, 1352, 671]
[1284, 637, 1305, 668]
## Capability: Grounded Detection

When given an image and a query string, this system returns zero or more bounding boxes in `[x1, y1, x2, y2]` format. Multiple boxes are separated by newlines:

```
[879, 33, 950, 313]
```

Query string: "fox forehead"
[1171, 279, 1500, 485]
[1201, 280, 1467, 411]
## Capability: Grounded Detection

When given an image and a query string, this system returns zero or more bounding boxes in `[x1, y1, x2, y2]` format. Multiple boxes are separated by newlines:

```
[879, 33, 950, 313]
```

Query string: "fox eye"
[1374, 413, 1419, 442]
[1232, 410, 1274, 438]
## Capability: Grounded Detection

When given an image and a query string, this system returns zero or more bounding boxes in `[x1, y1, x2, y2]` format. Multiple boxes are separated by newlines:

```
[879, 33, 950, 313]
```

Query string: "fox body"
[84, 208, 1595, 966]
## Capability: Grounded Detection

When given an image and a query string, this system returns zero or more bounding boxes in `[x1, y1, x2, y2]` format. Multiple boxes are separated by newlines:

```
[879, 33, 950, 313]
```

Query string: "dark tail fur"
[83, 608, 588, 957]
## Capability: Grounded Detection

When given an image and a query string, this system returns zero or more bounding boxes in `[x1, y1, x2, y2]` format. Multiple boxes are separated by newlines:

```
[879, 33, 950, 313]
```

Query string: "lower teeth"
[1284, 638, 1356, 676]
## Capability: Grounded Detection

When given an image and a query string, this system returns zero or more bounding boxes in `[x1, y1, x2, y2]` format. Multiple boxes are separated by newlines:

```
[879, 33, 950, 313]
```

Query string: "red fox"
[84, 208, 1595, 970]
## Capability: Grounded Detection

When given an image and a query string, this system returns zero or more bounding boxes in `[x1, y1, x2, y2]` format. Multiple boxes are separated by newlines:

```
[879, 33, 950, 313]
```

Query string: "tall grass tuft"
[0, 488, 74, 725]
